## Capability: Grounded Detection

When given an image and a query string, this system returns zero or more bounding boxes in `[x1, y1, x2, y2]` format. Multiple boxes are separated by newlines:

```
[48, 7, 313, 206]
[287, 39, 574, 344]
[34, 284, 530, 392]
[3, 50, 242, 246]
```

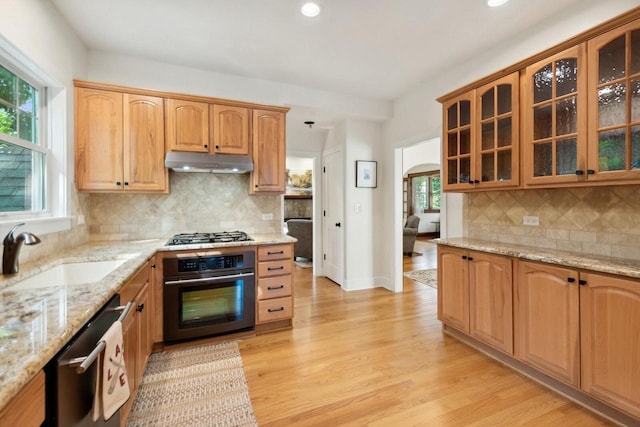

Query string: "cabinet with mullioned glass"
[442, 73, 519, 192]
[523, 44, 587, 185]
[587, 18, 640, 182]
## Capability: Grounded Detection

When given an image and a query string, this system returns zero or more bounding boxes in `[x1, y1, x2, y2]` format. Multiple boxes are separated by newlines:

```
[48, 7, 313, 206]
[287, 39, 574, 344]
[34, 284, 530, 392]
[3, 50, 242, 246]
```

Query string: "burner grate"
[166, 231, 253, 246]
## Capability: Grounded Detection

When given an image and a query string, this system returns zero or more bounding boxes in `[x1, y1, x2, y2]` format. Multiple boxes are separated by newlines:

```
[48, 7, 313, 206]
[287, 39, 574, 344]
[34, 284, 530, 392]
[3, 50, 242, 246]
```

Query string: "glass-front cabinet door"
[587, 19, 640, 182]
[523, 44, 587, 185]
[443, 91, 475, 191]
[475, 72, 519, 189]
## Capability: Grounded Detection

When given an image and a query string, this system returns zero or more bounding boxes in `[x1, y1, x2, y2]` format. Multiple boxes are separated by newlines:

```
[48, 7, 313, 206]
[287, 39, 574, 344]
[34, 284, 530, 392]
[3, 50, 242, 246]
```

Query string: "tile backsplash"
[464, 185, 640, 260]
[89, 173, 282, 241]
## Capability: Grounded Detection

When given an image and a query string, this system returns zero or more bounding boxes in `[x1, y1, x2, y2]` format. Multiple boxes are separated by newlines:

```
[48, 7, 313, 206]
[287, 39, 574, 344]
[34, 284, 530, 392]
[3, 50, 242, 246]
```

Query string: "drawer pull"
[267, 266, 284, 271]
[268, 250, 284, 255]
[268, 307, 285, 313]
[267, 285, 285, 290]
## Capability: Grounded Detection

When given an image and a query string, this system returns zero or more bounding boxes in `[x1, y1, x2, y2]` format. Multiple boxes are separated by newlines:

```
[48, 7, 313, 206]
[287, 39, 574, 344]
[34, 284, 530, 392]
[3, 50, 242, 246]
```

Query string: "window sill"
[0, 216, 73, 237]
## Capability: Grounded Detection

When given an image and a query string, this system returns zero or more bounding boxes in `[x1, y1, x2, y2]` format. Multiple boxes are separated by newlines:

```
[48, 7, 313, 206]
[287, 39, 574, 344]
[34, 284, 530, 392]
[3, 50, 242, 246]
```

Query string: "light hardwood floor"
[239, 239, 612, 426]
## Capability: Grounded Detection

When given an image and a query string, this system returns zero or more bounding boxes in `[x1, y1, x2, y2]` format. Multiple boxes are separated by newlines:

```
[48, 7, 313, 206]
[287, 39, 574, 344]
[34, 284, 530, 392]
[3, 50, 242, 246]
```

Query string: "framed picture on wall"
[356, 160, 377, 188]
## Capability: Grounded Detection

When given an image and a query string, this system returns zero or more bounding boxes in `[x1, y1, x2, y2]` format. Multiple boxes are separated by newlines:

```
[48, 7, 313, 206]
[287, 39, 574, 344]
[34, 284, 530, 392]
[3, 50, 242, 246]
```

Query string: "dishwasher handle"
[62, 302, 132, 374]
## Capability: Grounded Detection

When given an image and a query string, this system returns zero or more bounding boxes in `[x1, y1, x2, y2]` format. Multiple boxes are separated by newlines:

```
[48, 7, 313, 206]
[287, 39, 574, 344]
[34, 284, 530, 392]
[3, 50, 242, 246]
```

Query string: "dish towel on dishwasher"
[92, 320, 130, 421]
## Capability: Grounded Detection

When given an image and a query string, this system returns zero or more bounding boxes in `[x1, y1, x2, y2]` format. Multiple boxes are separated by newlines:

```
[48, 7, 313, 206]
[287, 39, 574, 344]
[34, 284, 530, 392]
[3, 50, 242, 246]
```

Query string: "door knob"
[335, 222, 341, 227]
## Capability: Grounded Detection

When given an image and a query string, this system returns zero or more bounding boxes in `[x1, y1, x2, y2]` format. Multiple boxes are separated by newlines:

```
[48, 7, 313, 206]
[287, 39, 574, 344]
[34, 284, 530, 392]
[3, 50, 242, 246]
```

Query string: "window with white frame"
[0, 63, 46, 214]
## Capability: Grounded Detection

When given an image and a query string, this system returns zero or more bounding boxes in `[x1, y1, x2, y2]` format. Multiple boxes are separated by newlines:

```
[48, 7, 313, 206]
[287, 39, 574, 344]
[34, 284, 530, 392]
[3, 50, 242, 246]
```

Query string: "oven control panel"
[177, 254, 245, 272]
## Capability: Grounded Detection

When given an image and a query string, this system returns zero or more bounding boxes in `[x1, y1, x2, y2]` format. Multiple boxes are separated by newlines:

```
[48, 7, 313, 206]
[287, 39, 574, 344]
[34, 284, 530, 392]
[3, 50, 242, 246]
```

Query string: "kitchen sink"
[6, 259, 127, 290]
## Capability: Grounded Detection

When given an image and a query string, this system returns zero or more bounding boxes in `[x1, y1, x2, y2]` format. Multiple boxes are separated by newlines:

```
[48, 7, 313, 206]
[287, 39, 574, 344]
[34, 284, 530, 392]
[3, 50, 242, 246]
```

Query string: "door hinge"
[323, 210, 326, 216]
[323, 254, 326, 260]
[323, 166, 326, 173]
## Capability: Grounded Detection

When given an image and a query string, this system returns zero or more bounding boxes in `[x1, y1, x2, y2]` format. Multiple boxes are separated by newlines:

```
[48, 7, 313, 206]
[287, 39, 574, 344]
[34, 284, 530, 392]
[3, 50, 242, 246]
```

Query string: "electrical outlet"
[77, 214, 85, 225]
[523, 215, 539, 226]
[262, 213, 273, 221]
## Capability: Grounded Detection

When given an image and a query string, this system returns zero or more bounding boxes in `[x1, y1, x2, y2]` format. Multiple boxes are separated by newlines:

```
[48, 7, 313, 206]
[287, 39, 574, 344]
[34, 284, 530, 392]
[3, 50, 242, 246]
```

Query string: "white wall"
[341, 119, 385, 291]
[0, 0, 89, 261]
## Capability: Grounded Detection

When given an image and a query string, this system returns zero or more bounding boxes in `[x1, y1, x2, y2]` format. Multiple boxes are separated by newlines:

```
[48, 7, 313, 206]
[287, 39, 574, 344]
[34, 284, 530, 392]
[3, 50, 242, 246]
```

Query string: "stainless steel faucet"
[2, 223, 41, 275]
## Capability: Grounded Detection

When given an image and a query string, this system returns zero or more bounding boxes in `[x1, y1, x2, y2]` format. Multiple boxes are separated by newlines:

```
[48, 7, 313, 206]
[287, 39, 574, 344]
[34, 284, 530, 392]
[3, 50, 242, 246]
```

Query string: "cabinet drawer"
[120, 261, 149, 303]
[258, 275, 292, 299]
[258, 244, 292, 261]
[258, 259, 292, 277]
[258, 297, 293, 323]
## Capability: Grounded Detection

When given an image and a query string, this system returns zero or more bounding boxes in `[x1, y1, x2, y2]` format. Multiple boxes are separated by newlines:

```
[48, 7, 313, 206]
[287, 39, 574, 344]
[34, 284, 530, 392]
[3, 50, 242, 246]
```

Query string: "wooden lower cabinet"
[0, 370, 45, 427]
[438, 244, 640, 421]
[437, 246, 470, 333]
[119, 263, 152, 424]
[580, 272, 640, 419]
[469, 252, 513, 354]
[438, 246, 513, 354]
[515, 261, 580, 386]
[256, 244, 294, 325]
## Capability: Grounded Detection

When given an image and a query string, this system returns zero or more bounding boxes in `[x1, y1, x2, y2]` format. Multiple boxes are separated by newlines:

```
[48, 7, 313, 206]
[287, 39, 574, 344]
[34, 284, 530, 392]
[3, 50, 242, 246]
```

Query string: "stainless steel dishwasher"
[45, 294, 132, 427]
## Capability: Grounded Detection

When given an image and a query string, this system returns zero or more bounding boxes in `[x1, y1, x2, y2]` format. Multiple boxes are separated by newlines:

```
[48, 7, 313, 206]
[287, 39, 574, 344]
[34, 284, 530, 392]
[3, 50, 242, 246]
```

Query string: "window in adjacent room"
[0, 63, 46, 214]
[408, 171, 441, 214]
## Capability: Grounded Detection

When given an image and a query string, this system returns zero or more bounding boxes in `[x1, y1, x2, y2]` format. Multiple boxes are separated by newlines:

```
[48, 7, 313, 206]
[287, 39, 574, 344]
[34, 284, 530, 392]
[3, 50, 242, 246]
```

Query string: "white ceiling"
[50, 0, 604, 101]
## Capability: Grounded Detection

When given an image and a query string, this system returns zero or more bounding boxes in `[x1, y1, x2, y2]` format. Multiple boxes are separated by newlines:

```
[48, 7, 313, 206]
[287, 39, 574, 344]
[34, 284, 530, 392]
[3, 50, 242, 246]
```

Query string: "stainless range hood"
[164, 151, 254, 174]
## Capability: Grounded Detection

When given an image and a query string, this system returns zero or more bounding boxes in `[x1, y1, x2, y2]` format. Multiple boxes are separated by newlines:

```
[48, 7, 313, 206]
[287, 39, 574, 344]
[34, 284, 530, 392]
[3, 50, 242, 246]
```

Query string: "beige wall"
[88, 173, 282, 241]
[464, 185, 640, 260]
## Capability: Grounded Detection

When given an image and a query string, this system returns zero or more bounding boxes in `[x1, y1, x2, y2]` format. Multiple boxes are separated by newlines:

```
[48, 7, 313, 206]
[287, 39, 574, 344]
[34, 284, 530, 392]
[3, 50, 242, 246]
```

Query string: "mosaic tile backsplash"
[464, 185, 640, 260]
[88, 173, 282, 241]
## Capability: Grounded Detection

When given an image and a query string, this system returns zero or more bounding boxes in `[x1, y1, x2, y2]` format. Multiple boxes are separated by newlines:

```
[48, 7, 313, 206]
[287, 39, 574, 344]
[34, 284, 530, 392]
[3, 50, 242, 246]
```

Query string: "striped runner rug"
[125, 340, 257, 427]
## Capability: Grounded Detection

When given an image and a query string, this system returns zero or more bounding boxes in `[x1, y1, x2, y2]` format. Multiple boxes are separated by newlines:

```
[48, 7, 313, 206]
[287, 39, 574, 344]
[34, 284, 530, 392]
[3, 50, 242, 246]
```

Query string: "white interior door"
[323, 148, 344, 286]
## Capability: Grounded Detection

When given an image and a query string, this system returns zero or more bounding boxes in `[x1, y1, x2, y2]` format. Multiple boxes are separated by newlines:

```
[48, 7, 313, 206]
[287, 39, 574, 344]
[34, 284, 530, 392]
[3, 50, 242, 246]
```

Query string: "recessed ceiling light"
[487, 0, 509, 7]
[301, 2, 321, 17]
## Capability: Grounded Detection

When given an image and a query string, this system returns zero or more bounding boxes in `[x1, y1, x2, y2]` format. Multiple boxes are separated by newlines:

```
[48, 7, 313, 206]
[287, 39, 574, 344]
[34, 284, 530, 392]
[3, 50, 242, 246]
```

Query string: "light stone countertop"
[0, 233, 295, 412]
[434, 238, 640, 279]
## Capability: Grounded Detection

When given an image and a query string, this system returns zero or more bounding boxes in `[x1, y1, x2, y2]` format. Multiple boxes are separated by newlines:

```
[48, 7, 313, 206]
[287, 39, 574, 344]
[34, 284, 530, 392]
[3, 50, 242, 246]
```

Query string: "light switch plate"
[262, 213, 274, 221]
[523, 215, 539, 226]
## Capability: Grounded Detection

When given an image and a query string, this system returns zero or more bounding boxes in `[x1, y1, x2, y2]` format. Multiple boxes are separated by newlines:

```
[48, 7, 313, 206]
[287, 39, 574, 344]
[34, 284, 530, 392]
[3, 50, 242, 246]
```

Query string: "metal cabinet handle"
[267, 285, 285, 290]
[567, 277, 576, 283]
[267, 266, 284, 271]
[267, 307, 285, 313]
[136, 303, 144, 312]
[267, 250, 284, 255]
[575, 170, 584, 175]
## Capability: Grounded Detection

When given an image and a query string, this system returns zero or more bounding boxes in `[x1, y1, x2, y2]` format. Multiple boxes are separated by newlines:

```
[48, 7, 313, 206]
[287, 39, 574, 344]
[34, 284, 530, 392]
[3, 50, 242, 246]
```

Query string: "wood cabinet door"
[580, 271, 640, 418]
[211, 105, 249, 155]
[251, 109, 286, 193]
[135, 282, 151, 384]
[587, 18, 640, 183]
[75, 88, 124, 191]
[475, 72, 520, 189]
[442, 91, 476, 191]
[119, 301, 137, 424]
[469, 251, 513, 354]
[124, 94, 167, 192]
[165, 98, 209, 152]
[437, 246, 469, 333]
[515, 261, 580, 386]
[523, 44, 587, 186]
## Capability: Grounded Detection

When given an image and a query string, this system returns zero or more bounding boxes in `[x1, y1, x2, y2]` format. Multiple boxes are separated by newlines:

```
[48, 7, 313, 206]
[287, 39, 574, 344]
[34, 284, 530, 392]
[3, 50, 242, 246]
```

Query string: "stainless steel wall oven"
[163, 250, 255, 343]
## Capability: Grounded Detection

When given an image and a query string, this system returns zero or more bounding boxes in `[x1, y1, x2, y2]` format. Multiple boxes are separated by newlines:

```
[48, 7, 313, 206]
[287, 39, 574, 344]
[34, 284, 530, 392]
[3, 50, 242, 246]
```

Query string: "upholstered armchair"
[286, 219, 313, 260]
[403, 215, 420, 256]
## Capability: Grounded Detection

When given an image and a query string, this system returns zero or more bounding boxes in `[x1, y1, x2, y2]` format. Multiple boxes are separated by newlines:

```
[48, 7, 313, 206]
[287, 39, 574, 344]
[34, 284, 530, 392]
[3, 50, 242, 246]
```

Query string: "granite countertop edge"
[433, 238, 640, 279]
[0, 234, 294, 412]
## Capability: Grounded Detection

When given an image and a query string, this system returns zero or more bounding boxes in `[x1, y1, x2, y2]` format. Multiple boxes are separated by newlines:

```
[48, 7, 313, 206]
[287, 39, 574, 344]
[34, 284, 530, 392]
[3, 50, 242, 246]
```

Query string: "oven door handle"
[164, 272, 255, 286]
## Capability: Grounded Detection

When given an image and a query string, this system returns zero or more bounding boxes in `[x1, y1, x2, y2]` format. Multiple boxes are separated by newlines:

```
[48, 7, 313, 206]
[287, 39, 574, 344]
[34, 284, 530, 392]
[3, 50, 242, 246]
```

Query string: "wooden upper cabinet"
[75, 88, 124, 191]
[124, 94, 167, 191]
[469, 251, 513, 355]
[587, 18, 640, 182]
[251, 109, 286, 193]
[523, 44, 587, 186]
[580, 272, 640, 419]
[211, 105, 249, 155]
[475, 72, 519, 189]
[515, 261, 580, 387]
[75, 87, 167, 193]
[443, 91, 476, 191]
[165, 98, 209, 152]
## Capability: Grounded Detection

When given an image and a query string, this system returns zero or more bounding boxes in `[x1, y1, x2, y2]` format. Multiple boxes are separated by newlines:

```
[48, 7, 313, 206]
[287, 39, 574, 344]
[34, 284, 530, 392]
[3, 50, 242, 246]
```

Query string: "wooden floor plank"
[239, 240, 615, 426]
